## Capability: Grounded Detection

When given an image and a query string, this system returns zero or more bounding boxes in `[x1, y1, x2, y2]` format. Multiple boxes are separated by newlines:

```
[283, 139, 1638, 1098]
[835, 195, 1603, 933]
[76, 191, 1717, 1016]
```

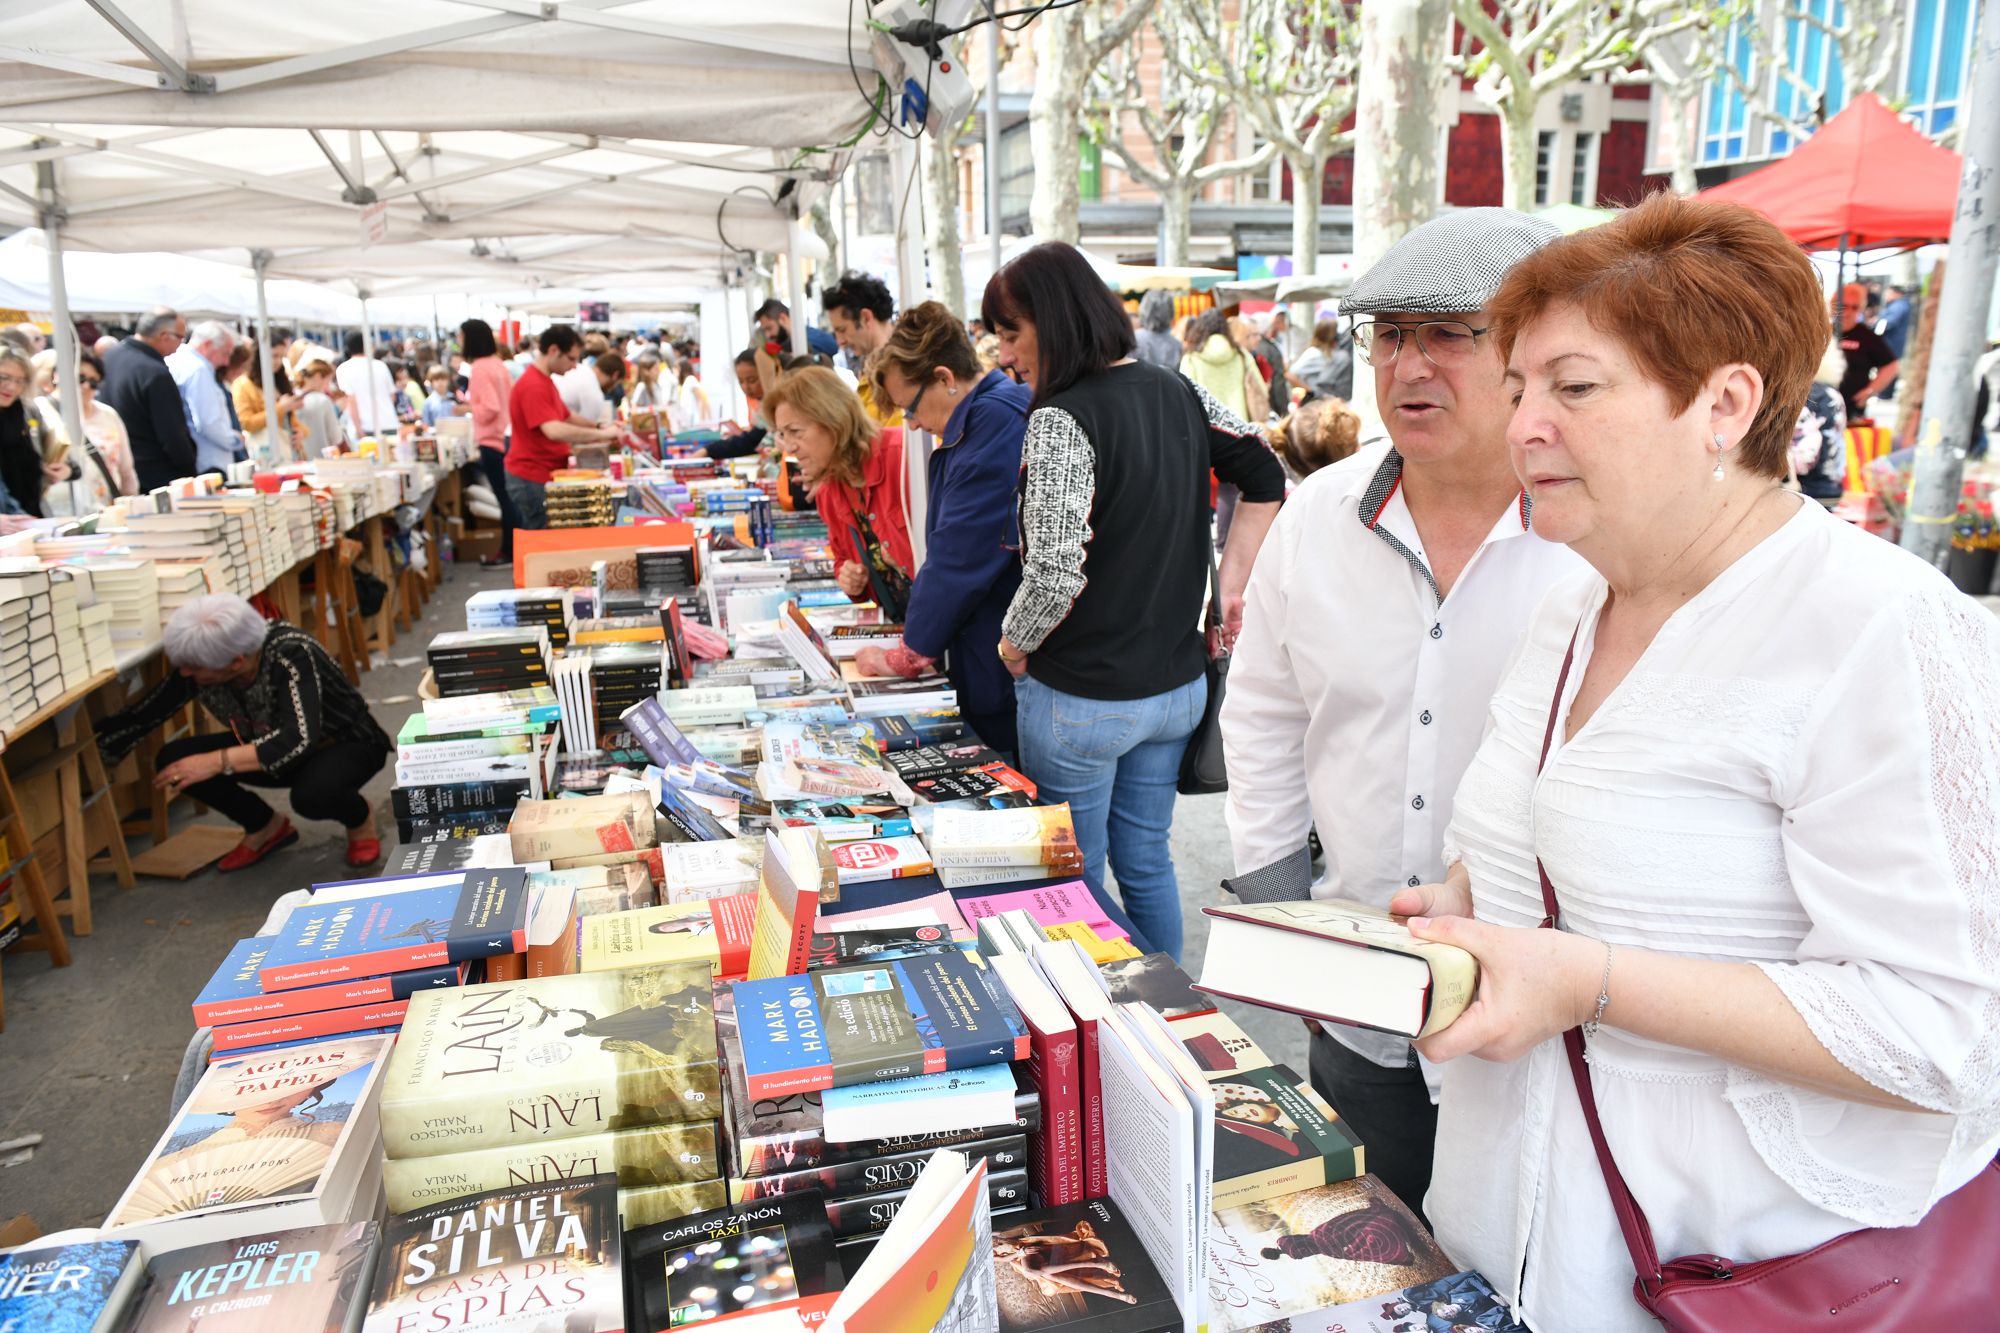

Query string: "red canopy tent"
[1699, 93, 1962, 252]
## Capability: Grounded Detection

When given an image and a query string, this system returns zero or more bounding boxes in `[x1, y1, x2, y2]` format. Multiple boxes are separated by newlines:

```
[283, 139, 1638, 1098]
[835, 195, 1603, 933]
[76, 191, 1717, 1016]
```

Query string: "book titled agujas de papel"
[257, 868, 529, 993]
[363, 1174, 624, 1333]
[731, 951, 1031, 1099]
[193, 937, 465, 1028]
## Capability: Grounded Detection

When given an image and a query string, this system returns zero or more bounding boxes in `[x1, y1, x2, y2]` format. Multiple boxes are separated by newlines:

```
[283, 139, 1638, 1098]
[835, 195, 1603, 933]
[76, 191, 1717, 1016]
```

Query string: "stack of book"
[57, 568, 118, 677]
[426, 626, 552, 698]
[392, 688, 563, 842]
[378, 962, 726, 1229]
[551, 642, 666, 757]
[0, 566, 61, 713]
[77, 558, 160, 647]
[927, 804, 1085, 889]
[508, 789, 661, 878]
[44, 566, 90, 693]
[154, 564, 213, 620]
[465, 585, 572, 648]
[188, 868, 529, 1057]
[544, 477, 623, 527]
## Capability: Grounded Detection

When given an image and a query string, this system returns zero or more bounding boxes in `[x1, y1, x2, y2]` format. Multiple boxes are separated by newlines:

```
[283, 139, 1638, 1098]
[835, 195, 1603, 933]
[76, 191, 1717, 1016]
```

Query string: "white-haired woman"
[97, 594, 392, 871]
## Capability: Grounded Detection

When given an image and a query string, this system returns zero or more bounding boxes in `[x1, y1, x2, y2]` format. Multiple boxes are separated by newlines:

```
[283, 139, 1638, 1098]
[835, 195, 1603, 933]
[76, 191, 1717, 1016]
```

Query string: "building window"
[1905, 0, 1977, 135]
[1249, 134, 1277, 200]
[1534, 130, 1557, 206]
[1569, 131, 1596, 205]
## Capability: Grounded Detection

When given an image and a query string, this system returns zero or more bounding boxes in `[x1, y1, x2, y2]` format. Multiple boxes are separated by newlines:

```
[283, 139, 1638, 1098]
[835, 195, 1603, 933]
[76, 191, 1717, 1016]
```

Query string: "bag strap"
[1536, 622, 1668, 1289]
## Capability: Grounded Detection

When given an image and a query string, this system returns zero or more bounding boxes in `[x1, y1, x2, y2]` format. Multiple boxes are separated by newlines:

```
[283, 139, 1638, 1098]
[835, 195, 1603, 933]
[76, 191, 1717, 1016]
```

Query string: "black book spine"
[391, 778, 531, 820]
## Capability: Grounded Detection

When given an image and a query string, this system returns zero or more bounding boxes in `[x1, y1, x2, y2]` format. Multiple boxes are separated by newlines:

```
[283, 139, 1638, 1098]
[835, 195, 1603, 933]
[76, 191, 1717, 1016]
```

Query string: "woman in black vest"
[985, 243, 1286, 959]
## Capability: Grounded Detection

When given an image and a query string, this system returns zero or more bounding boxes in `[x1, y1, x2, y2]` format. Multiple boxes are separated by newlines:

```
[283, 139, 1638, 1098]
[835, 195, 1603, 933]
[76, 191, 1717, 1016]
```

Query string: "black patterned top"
[99, 621, 390, 778]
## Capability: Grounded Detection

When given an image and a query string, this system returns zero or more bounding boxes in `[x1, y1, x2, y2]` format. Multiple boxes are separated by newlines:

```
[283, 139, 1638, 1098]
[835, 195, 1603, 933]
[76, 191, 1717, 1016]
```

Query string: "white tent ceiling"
[0, 227, 363, 320]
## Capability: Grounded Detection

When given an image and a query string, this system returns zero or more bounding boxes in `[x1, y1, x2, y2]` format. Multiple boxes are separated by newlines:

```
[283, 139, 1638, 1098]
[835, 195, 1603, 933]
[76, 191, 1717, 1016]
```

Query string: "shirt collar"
[1353, 444, 1534, 605]
[938, 369, 1007, 449]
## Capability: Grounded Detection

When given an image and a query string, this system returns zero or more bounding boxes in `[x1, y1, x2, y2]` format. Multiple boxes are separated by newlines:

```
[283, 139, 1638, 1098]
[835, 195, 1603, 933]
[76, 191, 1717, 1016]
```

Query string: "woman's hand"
[155, 750, 224, 791]
[998, 636, 1028, 678]
[836, 561, 870, 599]
[853, 645, 892, 678]
[1389, 873, 1474, 921]
[1409, 914, 1601, 1065]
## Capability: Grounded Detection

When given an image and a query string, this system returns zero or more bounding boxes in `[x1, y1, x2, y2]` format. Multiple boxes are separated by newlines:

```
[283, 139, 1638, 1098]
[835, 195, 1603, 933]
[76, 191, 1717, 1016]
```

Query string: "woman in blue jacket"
[854, 301, 1030, 755]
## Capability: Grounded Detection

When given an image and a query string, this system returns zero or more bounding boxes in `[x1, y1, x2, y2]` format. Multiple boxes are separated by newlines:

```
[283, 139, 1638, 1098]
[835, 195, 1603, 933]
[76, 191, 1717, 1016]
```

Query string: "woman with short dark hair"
[984, 241, 1286, 958]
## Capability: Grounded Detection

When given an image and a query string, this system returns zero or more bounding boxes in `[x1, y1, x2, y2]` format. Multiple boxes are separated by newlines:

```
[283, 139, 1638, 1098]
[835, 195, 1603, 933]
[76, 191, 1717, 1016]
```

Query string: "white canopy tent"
[0, 227, 362, 322]
[0, 0, 886, 458]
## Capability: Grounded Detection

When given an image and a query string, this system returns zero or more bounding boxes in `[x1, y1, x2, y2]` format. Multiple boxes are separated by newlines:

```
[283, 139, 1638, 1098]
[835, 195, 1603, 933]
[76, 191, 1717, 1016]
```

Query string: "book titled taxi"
[255, 868, 529, 993]
[731, 951, 1031, 1099]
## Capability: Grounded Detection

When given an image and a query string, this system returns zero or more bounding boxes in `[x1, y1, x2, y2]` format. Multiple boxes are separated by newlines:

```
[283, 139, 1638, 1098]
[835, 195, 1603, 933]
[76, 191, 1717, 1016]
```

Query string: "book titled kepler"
[732, 952, 1030, 1099]
[256, 869, 530, 992]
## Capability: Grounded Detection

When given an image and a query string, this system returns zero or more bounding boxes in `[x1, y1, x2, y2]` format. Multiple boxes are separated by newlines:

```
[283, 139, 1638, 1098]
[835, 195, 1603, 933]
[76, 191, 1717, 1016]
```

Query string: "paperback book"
[994, 1198, 1181, 1333]
[363, 1174, 624, 1333]
[0, 1239, 144, 1333]
[126, 1221, 379, 1333]
[382, 1122, 723, 1216]
[579, 894, 758, 981]
[732, 1134, 1028, 1204]
[1209, 1065, 1364, 1208]
[623, 1192, 844, 1332]
[730, 951, 1030, 1098]
[256, 868, 530, 992]
[1242, 1270, 1526, 1333]
[379, 962, 723, 1158]
[192, 937, 464, 1028]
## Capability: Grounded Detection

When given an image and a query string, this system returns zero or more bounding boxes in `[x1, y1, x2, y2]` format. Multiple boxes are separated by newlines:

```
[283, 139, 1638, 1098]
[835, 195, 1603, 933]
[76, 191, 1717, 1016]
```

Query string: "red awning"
[1699, 94, 1962, 251]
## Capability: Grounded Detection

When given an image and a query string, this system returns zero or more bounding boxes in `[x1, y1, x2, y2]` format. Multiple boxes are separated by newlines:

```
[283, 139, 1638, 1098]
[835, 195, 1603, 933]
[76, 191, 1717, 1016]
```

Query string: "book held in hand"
[363, 1174, 624, 1333]
[1195, 900, 1476, 1040]
[125, 1222, 379, 1333]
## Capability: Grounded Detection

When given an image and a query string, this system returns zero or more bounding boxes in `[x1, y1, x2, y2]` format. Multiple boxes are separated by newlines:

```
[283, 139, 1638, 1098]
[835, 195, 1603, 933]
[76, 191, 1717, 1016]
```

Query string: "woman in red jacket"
[762, 365, 913, 614]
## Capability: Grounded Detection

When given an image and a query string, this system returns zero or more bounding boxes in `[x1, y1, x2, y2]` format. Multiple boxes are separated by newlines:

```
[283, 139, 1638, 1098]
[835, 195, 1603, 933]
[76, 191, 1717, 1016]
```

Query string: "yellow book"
[580, 894, 758, 979]
[745, 826, 823, 979]
[1043, 921, 1143, 964]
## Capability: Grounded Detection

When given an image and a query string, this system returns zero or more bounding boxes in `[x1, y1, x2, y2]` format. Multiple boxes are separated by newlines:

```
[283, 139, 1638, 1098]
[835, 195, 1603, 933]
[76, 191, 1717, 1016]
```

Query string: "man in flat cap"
[1217, 208, 1583, 1221]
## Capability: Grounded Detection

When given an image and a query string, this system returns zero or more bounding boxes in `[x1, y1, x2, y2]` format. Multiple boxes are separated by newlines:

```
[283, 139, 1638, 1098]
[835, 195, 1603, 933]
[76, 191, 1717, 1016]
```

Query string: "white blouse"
[1429, 500, 2000, 1333]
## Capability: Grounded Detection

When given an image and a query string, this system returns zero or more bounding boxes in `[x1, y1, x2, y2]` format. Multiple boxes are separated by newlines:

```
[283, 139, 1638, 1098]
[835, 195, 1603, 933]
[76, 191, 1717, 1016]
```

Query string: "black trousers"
[159, 734, 387, 832]
[478, 445, 520, 558]
[1309, 1027, 1440, 1224]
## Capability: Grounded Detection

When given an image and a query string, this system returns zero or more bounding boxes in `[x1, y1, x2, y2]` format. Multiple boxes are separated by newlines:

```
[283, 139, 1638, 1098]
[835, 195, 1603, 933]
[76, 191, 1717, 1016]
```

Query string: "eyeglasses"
[902, 379, 931, 420]
[1351, 320, 1489, 368]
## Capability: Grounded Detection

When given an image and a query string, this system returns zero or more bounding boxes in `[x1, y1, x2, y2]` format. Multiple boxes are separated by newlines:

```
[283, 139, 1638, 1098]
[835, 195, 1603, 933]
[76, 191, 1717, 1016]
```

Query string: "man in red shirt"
[504, 323, 620, 528]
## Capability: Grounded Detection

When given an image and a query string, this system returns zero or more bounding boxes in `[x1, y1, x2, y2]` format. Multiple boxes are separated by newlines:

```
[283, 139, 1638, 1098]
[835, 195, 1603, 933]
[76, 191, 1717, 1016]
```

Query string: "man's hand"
[836, 561, 870, 599]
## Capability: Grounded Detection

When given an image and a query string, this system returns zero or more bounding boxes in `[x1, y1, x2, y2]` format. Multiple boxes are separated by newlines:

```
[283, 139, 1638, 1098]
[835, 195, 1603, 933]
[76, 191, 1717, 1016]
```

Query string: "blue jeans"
[1013, 673, 1207, 960]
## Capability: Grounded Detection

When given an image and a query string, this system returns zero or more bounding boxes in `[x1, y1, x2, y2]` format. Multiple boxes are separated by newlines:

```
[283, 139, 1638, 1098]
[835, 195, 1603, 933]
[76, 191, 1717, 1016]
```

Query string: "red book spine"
[1023, 1019, 1084, 1207]
[211, 999, 411, 1053]
[1076, 1014, 1106, 1198]
[260, 943, 444, 991]
[744, 1063, 834, 1101]
[192, 974, 390, 1027]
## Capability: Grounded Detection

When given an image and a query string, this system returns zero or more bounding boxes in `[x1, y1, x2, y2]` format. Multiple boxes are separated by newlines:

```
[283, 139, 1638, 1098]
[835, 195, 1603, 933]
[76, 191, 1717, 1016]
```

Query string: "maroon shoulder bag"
[1533, 627, 2000, 1331]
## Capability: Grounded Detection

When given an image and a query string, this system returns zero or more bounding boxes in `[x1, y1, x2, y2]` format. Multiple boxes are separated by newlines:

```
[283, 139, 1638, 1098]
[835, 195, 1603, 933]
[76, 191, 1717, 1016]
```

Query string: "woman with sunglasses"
[35, 349, 140, 515]
[854, 301, 1033, 756]
[985, 241, 1286, 960]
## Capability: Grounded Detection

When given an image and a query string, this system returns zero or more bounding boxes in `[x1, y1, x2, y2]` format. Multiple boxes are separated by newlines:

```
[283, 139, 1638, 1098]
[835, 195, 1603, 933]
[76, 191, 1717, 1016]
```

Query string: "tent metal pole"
[987, 12, 1003, 276]
[35, 160, 85, 483]
[252, 249, 280, 466]
[892, 134, 925, 308]
[358, 288, 377, 436]
[786, 215, 808, 357]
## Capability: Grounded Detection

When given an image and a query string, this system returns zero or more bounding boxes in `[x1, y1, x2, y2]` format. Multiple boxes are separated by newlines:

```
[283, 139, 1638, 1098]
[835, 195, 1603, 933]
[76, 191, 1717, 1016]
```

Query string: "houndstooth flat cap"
[1340, 208, 1562, 317]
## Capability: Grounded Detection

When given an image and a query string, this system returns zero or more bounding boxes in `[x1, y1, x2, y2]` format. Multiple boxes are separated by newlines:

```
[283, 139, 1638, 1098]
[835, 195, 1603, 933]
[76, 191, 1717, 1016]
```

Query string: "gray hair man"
[166, 319, 244, 475]
[1219, 207, 1585, 1221]
[96, 594, 393, 871]
[98, 307, 198, 489]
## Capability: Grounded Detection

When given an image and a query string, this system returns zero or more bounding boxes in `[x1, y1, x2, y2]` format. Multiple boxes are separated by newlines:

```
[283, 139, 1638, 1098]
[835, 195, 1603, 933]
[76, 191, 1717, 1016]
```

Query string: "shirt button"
[1407, 875, 1421, 887]
[1430, 623, 1443, 639]
[1419, 709, 1432, 725]
[1412, 795, 1425, 810]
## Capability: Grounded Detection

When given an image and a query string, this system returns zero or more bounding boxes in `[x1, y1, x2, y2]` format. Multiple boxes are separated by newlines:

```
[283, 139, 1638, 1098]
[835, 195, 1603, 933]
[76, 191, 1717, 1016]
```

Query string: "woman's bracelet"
[1582, 941, 1613, 1039]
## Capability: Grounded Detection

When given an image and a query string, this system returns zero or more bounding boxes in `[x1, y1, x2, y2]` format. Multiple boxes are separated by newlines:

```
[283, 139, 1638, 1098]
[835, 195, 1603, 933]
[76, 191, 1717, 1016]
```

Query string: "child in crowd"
[420, 364, 462, 428]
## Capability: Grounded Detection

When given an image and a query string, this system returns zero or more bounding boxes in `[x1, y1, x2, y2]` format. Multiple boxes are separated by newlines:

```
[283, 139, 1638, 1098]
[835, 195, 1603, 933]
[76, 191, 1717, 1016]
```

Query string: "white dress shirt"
[1220, 440, 1584, 1066]
[165, 345, 241, 475]
[557, 364, 611, 424]
[334, 355, 398, 437]
[1430, 500, 2000, 1332]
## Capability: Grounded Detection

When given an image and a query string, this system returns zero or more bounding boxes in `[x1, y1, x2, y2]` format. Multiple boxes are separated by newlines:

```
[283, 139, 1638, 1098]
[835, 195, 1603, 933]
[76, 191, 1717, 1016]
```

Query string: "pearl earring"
[1712, 433, 1726, 482]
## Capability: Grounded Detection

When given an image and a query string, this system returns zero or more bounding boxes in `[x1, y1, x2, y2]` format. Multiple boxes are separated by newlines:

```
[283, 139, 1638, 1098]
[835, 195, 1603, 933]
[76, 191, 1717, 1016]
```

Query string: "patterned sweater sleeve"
[1001, 406, 1095, 653]
[96, 669, 198, 766]
[1186, 376, 1287, 503]
[246, 638, 327, 775]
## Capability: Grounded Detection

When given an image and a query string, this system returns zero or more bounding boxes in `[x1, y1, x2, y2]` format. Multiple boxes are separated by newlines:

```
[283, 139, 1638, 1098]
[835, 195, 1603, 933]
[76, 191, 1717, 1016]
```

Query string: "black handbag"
[1178, 547, 1231, 795]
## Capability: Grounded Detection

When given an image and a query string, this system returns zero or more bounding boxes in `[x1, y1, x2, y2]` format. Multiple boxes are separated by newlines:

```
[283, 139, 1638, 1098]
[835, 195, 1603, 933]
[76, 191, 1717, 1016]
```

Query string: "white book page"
[1098, 1009, 1198, 1333]
[1124, 1002, 1215, 1317]
[826, 1149, 968, 1321]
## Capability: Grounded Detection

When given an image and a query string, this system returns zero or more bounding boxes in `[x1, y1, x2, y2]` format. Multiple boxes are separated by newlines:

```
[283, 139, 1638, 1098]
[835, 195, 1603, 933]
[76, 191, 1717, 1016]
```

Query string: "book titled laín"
[256, 869, 529, 993]
[380, 962, 722, 1159]
[731, 951, 1030, 1099]
[1195, 899, 1476, 1040]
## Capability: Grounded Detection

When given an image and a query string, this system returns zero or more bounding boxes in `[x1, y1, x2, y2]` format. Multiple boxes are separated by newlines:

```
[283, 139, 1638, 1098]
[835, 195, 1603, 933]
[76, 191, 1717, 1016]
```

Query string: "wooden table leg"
[54, 713, 90, 937]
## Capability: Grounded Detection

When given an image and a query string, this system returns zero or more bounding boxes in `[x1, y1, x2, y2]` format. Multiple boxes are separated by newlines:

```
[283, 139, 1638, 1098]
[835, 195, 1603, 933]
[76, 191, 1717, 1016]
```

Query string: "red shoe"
[345, 837, 383, 869]
[216, 820, 298, 873]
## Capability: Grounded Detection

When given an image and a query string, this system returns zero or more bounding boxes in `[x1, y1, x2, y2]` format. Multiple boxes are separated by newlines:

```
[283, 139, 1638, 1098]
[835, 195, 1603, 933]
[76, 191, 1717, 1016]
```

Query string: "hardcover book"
[383, 1123, 722, 1215]
[256, 869, 529, 993]
[105, 1036, 392, 1253]
[380, 963, 723, 1159]
[364, 1175, 624, 1333]
[1196, 900, 1477, 1040]
[623, 1193, 843, 1332]
[579, 894, 758, 981]
[1205, 1177, 1455, 1333]
[716, 981, 1040, 1179]
[994, 1198, 1181, 1333]
[193, 937, 463, 1027]
[731, 951, 1030, 1098]
[733, 1134, 1028, 1204]
[0, 1239, 144, 1333]
[126, 1221, 379, 1333]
